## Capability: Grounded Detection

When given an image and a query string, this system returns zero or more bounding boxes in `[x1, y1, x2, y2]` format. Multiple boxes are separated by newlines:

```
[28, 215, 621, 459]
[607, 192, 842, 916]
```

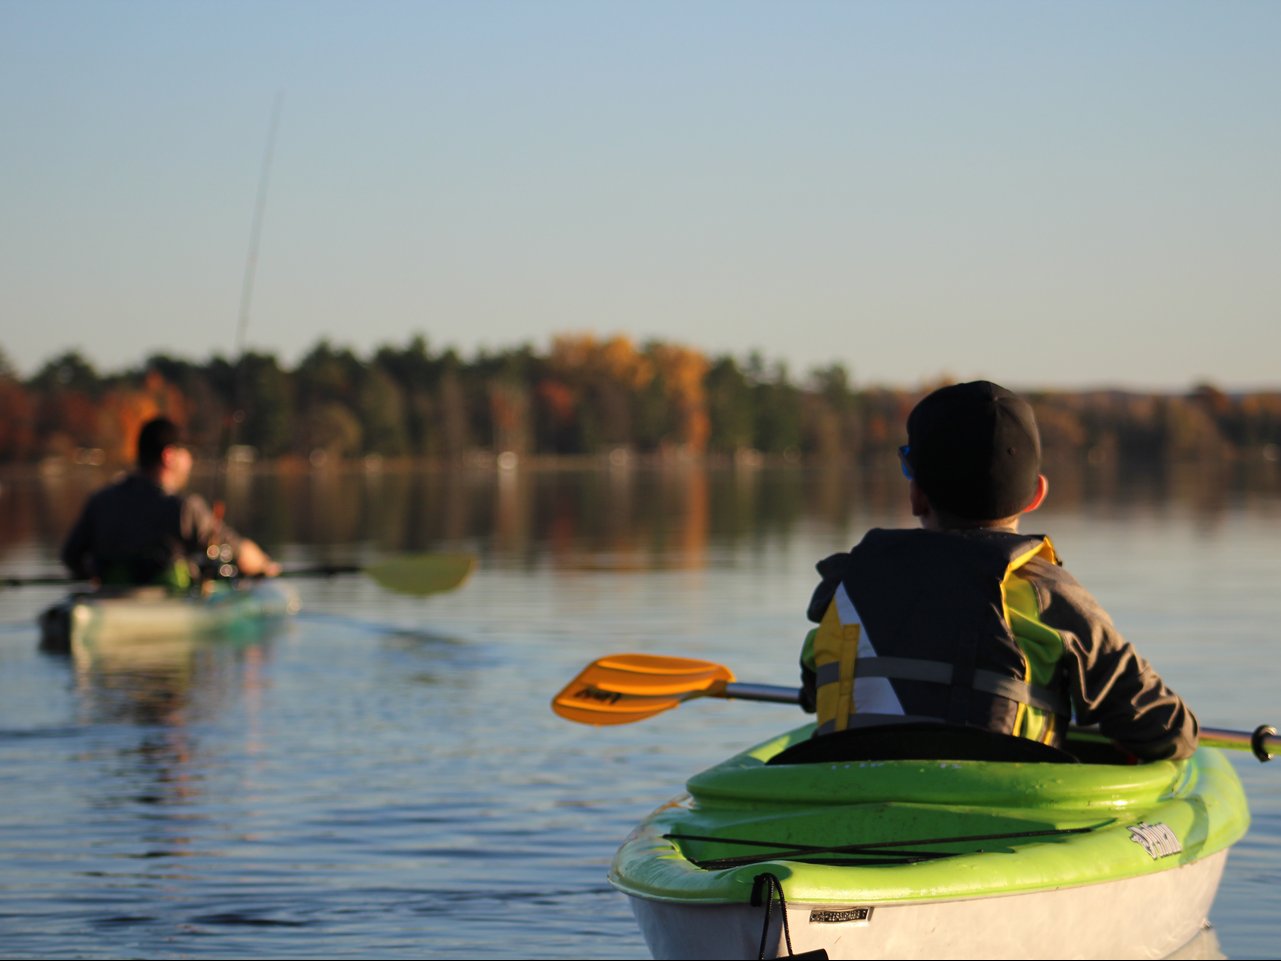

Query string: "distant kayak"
[611, 723, 1250, 960]
[38, 579, 301, 655]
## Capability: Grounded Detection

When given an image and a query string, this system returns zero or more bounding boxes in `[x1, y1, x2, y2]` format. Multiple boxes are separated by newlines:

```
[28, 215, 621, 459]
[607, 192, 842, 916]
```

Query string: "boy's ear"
[1022, 474, 1049, 513]
[908, 479, 931, 518]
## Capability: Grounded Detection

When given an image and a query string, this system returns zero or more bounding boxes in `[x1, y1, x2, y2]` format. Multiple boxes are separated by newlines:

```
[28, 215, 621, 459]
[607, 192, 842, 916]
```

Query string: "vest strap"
[815, 656, 1068, 717]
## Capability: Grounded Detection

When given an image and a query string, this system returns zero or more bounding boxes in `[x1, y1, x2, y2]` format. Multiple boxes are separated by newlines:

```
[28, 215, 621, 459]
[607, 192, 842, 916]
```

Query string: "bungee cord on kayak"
[671, 823, 1105, 870]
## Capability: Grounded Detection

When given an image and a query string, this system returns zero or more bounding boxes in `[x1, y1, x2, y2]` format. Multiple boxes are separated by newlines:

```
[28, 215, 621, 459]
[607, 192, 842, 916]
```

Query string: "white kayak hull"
[629, 847, 1228, 960]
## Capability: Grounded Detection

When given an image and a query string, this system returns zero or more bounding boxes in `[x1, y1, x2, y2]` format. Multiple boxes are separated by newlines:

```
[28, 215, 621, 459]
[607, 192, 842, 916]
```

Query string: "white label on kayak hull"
[810, 906, 873, 925]
[1127, 821, 1183, 860]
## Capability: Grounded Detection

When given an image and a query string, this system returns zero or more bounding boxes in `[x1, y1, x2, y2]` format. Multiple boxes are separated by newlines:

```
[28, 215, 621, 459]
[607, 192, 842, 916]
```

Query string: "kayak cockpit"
[766, 722, 1080, 766]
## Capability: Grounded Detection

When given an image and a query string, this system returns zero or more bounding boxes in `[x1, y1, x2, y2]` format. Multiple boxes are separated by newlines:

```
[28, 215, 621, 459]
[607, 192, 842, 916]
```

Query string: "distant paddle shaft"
[7, 552, 475, 598]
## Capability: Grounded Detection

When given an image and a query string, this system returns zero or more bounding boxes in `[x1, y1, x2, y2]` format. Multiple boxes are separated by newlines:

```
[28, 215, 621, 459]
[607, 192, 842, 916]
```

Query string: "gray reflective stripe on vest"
[815, 657, 1068, 717]
[975, 672, 1068, 716]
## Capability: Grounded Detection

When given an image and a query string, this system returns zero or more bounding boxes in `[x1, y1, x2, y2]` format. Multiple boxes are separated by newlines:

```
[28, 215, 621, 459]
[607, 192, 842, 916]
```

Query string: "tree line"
[1, 334, 1278, 467]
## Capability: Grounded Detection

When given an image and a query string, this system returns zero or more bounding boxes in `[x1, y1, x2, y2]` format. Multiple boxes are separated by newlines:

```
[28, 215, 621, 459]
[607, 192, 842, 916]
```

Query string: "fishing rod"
[207, 93, 283, 577]
[228, 89, 284, 455]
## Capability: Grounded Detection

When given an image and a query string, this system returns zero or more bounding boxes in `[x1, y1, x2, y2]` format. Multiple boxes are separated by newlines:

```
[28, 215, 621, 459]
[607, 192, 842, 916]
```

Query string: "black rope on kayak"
[671, 823, 1103, 871]
[752, 872, 794, 960]
[750, 874, 831, 961]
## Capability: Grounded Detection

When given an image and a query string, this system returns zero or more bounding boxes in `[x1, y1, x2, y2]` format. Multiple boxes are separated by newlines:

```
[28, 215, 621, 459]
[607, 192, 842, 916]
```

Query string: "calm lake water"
[0, 460, 1278, 959]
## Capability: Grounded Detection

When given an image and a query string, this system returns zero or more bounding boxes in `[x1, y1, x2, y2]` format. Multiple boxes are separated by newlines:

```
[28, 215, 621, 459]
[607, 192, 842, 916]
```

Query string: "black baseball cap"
[136, 417, 185, 469]
[903, 381, 1041, 520]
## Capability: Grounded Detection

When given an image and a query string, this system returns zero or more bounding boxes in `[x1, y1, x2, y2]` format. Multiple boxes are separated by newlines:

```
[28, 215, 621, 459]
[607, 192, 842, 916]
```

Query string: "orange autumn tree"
[540, 334, 656, 453]
[98, 369, 189, 464]
[539, 334, 711, 454]
[546, 333, 654, 390]
[643, 342, 710, 454]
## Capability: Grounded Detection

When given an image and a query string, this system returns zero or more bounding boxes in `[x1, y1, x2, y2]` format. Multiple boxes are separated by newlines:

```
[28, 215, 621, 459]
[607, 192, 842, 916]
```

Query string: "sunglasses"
[898, 445, 913, 480]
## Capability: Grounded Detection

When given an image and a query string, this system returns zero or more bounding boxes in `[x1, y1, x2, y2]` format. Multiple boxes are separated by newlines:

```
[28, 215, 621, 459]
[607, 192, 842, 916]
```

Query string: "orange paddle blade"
[551, 654, 736, 726]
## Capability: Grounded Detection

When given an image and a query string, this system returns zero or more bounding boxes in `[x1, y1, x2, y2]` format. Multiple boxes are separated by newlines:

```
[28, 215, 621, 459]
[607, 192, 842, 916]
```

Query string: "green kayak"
[611, 723, 1249, 960]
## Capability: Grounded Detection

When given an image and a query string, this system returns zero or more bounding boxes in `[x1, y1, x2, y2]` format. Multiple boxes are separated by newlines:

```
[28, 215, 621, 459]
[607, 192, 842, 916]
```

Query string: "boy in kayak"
[60, 416, 279, 591]
[799, 380, 1198, 760]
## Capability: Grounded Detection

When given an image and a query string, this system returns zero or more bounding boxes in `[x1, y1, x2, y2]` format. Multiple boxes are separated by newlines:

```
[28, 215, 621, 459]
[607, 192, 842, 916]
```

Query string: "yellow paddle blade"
[362, 553, 476, 597]
[552, 654, 736, 725]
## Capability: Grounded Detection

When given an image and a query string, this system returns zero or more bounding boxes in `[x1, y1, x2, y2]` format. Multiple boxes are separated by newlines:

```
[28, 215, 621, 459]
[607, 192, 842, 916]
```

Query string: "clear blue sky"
[2, 0, 1278, 391]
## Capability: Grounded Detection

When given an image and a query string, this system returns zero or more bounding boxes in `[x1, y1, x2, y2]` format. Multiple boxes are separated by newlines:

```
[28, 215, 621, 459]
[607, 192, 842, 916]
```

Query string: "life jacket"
[807, 529, 1070, 745]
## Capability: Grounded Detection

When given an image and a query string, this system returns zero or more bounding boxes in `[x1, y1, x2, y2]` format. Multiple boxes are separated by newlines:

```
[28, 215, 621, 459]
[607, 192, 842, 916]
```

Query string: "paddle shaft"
[3, 567, 362, 588]
[1, 574, 88, 588]
[272, 565, 366, 580]
[712, 682, 1279, 763]
[724, 682, 800, 704]
[1200, 725, 1279, 761]
[4, 552, 474, 597]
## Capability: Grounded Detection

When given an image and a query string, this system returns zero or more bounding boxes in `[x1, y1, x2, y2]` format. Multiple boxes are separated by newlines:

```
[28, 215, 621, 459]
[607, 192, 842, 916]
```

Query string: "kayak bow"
[610, 724, 1250, 960]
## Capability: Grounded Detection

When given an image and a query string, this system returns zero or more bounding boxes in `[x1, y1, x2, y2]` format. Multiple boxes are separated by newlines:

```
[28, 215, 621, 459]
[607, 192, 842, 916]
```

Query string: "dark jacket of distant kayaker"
[799, 527, 1198, 760]
[60, 416, 276, 590]
[60, 473, 237, 590]
[797, 380, 1199, 762]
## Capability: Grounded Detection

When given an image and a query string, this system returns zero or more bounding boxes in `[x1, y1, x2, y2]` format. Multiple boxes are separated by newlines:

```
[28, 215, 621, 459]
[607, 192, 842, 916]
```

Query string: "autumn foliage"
[1, 339, 1279, 468]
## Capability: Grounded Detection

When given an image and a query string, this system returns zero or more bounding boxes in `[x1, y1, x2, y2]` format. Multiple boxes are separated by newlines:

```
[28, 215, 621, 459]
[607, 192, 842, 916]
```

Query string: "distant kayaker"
[60, 416, 280, 590]
[799, 380, 1198, 760]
